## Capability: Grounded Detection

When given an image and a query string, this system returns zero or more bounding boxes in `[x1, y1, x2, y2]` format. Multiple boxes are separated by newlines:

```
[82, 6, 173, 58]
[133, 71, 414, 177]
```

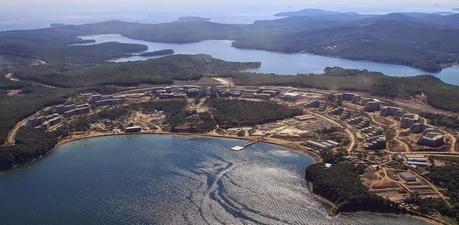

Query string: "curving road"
[308, 111, 355, 154]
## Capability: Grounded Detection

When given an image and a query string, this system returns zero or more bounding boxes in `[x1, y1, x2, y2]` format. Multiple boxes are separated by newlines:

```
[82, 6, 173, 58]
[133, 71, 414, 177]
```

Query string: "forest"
[305, 160, 401, 213]
[208, 98, 302, 128]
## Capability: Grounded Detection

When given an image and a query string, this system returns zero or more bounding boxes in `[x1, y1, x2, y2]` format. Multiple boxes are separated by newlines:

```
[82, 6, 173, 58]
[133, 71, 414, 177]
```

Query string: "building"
[329, 107, 351, 119]
[356, 118, 371, 129]
[343, 93, 358, 101]
[158, 93, 175, 99]
[294, 115, 316, 121]
[399, 172, 417, 182]
[53, 104, 76, 114]
[229, 91, 240, 97]
[185, 88, 200, 97]
[409, 123, 436, 134]
[360, 98, 375, 106]
[28, 116, 46, 127]
[240, 89, 257, 99]
[364, 135, 386, 150]
[305, 99, 326, 111]
[329, 107, 344, 115]
[405, 155, 428, 167]
[88, 94, 113, 104]
[280, 92, 301, 101]
[253, 93, 271, 100]
[304, 140, 339, 151]
[329, 93, 344, 105]
[340, 110, 351, 119]
[361, 126, 384, 137]
[379, 106, 404, 117]
[48, 116, 62, 127]
[325, 140, 339, 147]
[417, 132, 445, 147]
[352, 95, 362, 104]
[347, 116, 370, 128]
[400, 114, 420, 129]
[394, 110, 407, 120]
[304, 140, 330, 151]
[364, 100, 381, 112]
[260, 89, 277, 97]
[64, 106, 90, 117]
[125, 126, 142, 133]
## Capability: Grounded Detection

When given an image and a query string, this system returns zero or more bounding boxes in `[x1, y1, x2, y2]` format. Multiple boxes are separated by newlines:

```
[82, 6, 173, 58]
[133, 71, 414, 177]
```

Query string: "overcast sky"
[1, 0, 458, 30]
[3, 0, 459, 12]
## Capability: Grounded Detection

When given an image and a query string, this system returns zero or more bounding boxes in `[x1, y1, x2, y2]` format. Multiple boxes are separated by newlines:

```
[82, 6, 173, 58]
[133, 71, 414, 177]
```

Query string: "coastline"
[0, 132, 445, 224]
[306, 180, 445, 225]
[1, 131, 321, 173]
[55, 131, 322, 161]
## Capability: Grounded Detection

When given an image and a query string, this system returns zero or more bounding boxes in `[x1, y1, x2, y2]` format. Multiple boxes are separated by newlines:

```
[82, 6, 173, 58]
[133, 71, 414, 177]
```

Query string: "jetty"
[230, 138, 262, 151]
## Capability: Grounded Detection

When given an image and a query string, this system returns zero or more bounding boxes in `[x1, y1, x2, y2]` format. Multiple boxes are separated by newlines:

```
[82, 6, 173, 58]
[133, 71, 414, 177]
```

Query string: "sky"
[1, 0, 459, 30]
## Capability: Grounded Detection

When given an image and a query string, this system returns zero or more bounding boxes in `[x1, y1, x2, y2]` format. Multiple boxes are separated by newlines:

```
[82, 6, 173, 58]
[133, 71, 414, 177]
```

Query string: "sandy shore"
[58, 131, 323, 162]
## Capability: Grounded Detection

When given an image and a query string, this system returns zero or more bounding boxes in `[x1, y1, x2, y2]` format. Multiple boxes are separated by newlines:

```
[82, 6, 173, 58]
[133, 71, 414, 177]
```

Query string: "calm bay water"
[0, 135, 428, 225]
[78, 34, 459, 86]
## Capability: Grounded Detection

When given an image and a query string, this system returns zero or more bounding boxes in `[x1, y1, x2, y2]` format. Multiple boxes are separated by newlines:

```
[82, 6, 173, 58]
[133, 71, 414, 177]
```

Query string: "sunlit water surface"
[0, 135, 428, 225]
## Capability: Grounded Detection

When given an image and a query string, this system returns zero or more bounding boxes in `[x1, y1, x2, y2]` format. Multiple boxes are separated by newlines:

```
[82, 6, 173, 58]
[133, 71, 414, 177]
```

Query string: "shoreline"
[0, 132, 445, 224]
[2, 131, 321, 173]
[56, 131, 323, 161]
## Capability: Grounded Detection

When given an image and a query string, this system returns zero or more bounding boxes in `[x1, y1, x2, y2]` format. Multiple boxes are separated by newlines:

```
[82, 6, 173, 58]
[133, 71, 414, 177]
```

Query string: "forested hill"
[9, 54, 260, 87]
[1, 10, 459, 72]
[229, 67, 459, 112]
[0, 10, 459, 72]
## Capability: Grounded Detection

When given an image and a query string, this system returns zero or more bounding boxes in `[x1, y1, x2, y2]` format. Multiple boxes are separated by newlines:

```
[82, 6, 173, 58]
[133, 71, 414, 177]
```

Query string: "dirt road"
[212, 77, 234, 87]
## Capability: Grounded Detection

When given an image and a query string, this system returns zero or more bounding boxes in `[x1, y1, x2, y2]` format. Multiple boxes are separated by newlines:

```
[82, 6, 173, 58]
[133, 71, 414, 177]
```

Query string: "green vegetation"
[0, 54, 257, 143]
[405, 194, 454, 219]
[139, 49, 174, 57]
[421, 112, 459, 131]
[0, 25, 147, 65]
[11, 54, 259, 88]
[132, 99, 216, 132]
[313, 127, 349, 145]
[207, 98, 302, 128]
[0, 85, 78, 144]
[305, 160, 401, 213]
[2, 13, 459, 71]
[170, 112, 217, 133]
[66, 107, 131, 132]
[229, 68, 459, 112]
[385, 161, 408, 170]
[0, 127, 60, 169]
[428, 162, 459, 222]
[132, 99, 186, 116]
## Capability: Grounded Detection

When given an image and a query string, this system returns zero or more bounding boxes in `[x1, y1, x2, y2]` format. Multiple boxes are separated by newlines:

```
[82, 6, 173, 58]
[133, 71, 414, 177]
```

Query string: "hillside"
[10, 54, 260, 87]
[0, 11, 459, 71]
[228, 67, 459, 112]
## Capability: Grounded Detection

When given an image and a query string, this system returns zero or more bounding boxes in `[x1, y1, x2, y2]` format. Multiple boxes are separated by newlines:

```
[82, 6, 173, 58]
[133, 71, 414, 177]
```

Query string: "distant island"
[274, 8, 359, 17]
[49, 23, 67, 28]
[139, 49, 174, 57]
[174, 16, 211, 23]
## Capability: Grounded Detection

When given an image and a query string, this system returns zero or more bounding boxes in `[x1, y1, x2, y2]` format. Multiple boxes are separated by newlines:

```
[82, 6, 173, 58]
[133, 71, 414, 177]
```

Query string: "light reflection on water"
[0, 135, 428, 225]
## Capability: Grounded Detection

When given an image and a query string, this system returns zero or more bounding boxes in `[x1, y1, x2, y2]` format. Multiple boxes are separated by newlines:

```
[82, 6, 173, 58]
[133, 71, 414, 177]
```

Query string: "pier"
[230, 138, 262, 151]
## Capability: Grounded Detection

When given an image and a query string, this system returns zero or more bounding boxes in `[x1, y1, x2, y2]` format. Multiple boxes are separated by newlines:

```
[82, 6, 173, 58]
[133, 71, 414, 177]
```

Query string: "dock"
[230, 138, 262, 151]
